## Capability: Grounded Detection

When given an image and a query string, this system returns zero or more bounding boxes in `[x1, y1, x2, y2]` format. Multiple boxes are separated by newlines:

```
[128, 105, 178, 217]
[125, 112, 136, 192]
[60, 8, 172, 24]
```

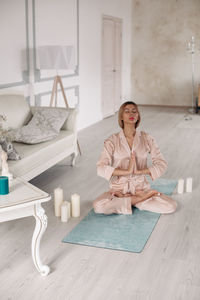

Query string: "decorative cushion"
[0, 136, 21, 160]
[11, 108, 69, 144]
[0, 94, 32, 130]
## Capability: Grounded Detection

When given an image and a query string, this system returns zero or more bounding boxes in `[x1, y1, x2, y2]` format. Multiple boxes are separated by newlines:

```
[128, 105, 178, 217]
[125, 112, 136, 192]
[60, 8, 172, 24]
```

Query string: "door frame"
[101, 15, 123, 118]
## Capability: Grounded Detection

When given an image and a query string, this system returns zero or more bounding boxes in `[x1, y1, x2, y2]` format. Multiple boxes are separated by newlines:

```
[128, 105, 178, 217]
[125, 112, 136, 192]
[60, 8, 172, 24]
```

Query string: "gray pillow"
[12, 108, 69, 144]
[0, 136, 21, 160]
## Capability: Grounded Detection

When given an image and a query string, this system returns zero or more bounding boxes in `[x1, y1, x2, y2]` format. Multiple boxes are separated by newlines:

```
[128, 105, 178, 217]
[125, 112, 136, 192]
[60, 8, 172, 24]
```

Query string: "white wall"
[0, 0, 132, 131]
[131, 0, 200, 106]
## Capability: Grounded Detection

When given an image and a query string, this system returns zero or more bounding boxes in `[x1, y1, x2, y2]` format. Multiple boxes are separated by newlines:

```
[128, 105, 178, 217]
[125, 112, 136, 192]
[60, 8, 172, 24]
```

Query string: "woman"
[93, 101, 177, 215]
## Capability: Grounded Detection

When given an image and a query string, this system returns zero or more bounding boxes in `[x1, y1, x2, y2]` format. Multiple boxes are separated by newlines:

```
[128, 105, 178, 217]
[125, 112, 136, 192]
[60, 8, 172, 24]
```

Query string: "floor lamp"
[38, 45, 81, 155]
[187, 36, 196, 114]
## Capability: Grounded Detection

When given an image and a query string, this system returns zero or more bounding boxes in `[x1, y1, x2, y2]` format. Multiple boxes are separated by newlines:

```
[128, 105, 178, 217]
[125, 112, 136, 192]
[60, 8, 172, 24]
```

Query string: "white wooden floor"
[1, 106, 200, 300]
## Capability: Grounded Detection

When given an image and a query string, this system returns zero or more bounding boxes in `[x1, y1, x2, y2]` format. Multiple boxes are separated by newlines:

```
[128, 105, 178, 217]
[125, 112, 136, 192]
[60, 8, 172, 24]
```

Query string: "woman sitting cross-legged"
[93, 101, 177, 215]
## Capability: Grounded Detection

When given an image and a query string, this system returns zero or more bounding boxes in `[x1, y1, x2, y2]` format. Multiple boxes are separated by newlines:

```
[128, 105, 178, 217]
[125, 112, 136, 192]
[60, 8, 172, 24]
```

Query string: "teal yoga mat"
[62, 178, 177, 253]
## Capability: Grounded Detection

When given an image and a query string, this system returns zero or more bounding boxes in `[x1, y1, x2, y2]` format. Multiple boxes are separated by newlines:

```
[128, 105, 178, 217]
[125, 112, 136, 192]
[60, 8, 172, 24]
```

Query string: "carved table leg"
[32, 203, 50, 276]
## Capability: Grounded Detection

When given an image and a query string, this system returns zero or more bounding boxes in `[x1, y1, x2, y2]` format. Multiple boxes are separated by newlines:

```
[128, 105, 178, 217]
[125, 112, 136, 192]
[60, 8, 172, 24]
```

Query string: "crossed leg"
[130, 189, 159, 205]
[135, 192, 177, 214]
[93, 189, 177, 215]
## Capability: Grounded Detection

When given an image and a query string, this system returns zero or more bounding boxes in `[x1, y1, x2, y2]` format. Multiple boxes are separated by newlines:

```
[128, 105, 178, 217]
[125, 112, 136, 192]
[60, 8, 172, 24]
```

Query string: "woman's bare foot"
[131, 189, 159, 205]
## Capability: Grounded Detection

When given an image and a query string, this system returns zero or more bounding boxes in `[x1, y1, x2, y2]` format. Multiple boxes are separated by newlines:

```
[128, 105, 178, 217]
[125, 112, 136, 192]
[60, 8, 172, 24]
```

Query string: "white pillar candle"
[54, 187, 63, 217]
[71, 193, 80, 217]
[67, 201, 71, 219]
[177, 179, 184, 194]
[186, 177, 193, 193]
[61, 201, 69, 222]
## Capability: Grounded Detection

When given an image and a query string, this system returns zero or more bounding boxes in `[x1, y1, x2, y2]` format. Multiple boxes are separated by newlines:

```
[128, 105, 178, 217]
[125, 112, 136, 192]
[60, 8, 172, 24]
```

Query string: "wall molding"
[35, 85, 79, 107]
[32, 0, 79, 83]
[0, 0, 30, 89]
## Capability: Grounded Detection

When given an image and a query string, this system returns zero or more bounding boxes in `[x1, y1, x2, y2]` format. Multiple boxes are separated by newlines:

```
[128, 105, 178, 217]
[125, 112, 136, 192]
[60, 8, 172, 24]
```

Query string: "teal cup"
[0, 176, 9, 195]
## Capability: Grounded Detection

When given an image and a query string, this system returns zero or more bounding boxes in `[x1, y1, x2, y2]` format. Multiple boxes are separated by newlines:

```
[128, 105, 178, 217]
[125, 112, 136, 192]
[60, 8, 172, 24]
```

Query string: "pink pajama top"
[97, 130, 167, 195]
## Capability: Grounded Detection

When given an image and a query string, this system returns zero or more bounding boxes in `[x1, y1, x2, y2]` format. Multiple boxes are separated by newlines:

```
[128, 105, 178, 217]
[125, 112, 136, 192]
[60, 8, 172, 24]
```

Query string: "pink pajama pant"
[93, 191, 177, 215]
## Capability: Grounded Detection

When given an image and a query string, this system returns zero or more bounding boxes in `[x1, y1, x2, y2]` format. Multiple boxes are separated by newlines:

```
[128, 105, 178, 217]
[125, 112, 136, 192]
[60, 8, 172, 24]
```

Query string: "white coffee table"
[0, 177, 51, 276]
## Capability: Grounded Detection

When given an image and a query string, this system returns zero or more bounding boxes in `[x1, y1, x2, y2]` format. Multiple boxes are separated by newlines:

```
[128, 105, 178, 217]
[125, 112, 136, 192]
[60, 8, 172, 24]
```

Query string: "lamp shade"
[37, 45, 75, 70]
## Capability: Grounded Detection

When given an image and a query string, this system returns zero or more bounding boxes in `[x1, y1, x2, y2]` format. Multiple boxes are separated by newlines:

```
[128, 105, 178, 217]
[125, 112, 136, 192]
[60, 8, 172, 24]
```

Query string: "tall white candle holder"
[177, 178, 184, 194]
[54, 187, 64, 217]
[71, 193, 80, 217]
[186, 177, 193, 193]
[187, 36, 196, 114]
[61, 201, 69, 222]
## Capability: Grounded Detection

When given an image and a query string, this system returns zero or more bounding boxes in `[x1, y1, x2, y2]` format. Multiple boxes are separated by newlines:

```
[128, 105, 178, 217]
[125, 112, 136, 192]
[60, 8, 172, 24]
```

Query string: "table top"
[0, 177, 51, 209]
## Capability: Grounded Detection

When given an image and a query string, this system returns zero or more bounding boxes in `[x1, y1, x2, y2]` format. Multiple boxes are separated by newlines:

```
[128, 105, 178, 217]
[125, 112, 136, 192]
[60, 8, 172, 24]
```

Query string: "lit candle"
[186, 177, 192, 193]
[54, 187, 63, 217]
[71, 193, 80, 217]
[61, 201, 69, 222]
[177, 179, 184, 194]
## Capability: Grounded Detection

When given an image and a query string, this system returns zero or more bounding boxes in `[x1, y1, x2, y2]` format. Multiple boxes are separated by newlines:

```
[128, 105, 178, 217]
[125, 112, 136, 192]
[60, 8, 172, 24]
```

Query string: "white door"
[102, 16, 122, 118]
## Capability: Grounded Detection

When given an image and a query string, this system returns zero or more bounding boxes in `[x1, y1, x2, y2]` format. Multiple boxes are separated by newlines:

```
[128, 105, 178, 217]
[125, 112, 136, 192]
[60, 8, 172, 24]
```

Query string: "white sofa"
[0, 94, 78, 181]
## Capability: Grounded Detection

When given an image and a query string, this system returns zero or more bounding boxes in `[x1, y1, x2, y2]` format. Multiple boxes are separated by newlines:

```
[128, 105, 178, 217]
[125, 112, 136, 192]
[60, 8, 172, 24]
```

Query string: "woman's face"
[122, 104, 139, 127]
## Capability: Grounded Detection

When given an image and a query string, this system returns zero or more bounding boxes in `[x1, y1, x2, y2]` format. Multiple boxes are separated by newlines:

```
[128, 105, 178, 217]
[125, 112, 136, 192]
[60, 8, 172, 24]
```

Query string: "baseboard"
[137, 104, 190, 109]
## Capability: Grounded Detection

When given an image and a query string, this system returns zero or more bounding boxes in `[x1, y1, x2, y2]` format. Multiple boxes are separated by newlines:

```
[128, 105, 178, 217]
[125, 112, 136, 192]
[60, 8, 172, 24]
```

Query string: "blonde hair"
[118, 101, 141, 129]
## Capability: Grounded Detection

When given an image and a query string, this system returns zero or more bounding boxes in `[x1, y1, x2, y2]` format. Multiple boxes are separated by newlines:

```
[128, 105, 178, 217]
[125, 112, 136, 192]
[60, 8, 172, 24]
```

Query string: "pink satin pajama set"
[93, 130, 177, 215]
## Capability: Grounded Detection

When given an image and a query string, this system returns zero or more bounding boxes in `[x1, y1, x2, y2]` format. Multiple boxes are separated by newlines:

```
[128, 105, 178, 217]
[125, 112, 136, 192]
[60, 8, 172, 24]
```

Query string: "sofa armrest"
[30, 106, 78, 132]
[62, 108, 78, 132]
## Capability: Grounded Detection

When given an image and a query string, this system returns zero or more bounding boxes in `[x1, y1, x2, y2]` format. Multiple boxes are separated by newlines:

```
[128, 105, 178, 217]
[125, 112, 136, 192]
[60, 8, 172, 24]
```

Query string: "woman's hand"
[127, 152, 136, 174]
[112, 152, 137, 177]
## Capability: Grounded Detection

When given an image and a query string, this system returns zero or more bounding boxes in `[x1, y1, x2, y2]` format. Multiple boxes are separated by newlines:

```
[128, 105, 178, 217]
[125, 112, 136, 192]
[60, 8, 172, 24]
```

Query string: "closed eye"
[124, 109, 137, 113]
